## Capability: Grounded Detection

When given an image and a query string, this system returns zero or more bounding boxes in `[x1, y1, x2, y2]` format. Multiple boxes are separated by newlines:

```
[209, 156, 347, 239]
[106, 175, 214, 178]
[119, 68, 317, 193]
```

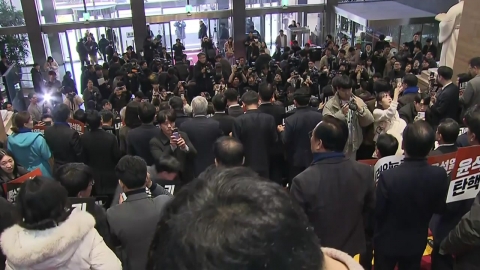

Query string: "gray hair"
[120, 106, 127, 121]
[191, 96, 208, 116]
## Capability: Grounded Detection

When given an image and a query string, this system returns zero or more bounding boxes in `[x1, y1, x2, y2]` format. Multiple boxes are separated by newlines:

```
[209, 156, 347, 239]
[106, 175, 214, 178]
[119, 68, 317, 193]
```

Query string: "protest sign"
[4, 168, 42, 203]
[427, 152, 457, 175]
[68, 119, 85, 135]
[68, 197, 96, 215]
[373, 155, 405, 182]
[446, 146, 480, 203]
[32, 125, 46, 134]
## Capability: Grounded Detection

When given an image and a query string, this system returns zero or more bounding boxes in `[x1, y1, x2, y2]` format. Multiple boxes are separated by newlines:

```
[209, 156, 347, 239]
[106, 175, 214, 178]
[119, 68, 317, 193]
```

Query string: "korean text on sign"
[446, 146, 480, 203]
[373, 155, 405, 182]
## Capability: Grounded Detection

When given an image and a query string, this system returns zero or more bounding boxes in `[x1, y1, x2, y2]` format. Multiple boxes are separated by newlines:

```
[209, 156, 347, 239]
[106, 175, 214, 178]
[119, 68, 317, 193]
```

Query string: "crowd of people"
[0, 26, 479, 270]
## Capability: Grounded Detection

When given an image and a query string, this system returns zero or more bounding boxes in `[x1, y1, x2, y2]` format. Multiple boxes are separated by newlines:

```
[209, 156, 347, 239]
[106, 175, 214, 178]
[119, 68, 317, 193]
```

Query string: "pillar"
[451, 0, 480, 79]
[325, 0, 338, 42]
[130, 0, 147, 53]
[20, 0, 46, 65]
[38, 0, 64, 66]
[232, 0, 246, 58]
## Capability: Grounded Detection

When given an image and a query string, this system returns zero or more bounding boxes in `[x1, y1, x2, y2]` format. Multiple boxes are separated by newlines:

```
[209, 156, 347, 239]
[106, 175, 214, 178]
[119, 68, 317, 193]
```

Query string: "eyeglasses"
[90, 180, 95, 186]
[308, 130, 313, 138]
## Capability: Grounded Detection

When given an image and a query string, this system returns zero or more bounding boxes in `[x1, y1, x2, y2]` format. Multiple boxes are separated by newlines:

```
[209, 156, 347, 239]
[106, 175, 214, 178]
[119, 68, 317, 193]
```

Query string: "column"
[452, 0, 480, 78]
[130, 0, 147, 53]
[20, 0, 46, 65]
[37, 0, 64, 66]
[324, 0, 338, 42]
[233, 0, 246, 58]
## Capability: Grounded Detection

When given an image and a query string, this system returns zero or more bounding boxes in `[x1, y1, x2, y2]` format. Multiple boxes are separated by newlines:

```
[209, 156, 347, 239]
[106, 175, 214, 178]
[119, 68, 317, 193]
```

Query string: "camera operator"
[237, 57, 248, 70]
[228, 66, 247, 93]
[303, 60, 320, 95]
[172, 39, 185, 63]
[350, 64, 370, 90]
[322, 75, 374, 159]
[63, 86, 84, 118]
[201, 36, 216, 64]
[286, 71, 303, 89]
[159, 47, 172, 61]
[83, 79, 103, 111]
[108, 82, 130, 114]
[44, 71, 62, 105]
[121, 60, 140, 90]
[173, 56, 189, 81]
[245, 70, 259, 92]
[138, 61, 153, 98]
[193, 52, 214, 99]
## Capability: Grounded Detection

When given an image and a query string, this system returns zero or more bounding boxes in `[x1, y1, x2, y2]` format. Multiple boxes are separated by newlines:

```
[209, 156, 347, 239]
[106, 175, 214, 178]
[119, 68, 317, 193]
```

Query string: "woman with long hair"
[0, 149, 28, 198]
[260, 41, 270, 55]
[224, 37, 235, 65]
[43, 56, 59, 73]
[0, 177, 121, 269]
[6, 112, 52, 177]
[119, 101, 142, 155]
[372, 81, 406, 156]
[364, 59, 375, 78]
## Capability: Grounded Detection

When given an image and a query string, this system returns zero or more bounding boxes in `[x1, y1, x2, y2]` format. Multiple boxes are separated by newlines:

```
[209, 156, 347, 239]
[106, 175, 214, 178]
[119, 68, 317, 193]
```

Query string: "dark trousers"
[374, 253, 423, 270]
[431, 243, 454, 270]
[269, 154, 285, 186]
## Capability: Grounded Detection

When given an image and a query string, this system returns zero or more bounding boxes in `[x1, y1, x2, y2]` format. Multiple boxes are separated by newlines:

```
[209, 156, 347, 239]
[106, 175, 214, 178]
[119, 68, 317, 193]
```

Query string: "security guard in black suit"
[258, 83, 286, 184]
[278, 87, 323, 182]
[233, 91, 277, 179]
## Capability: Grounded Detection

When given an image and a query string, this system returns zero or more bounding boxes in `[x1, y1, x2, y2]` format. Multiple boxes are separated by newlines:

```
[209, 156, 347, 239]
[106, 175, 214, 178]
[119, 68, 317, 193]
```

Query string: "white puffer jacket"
[0, 210, 121, 270]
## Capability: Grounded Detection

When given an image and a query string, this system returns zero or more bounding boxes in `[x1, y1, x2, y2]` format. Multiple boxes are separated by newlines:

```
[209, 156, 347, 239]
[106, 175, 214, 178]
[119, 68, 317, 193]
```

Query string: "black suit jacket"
[127, 124, 161, 166]
[283, 107, 323, 168]
[211, 112, 235, 135]
[232, 109, 277, 178]
[227, 105, 244, 118]
[81, 129, 121, 195]
[149, 130, 197, 183]
[430, 83, 460, 124]
[44, 123, 83, 172]
[258, 103, 284, 126]
[174, 111, 191, 129]
[374, 159, 450, 256]
[429, 144, 457, 156]
[180, 116, 222, 177]
[291, 157, 375, 256]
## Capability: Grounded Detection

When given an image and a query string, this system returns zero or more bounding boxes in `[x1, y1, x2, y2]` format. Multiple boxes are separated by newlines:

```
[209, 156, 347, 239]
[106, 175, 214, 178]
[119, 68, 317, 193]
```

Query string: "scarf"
[312, 152, 345, 165]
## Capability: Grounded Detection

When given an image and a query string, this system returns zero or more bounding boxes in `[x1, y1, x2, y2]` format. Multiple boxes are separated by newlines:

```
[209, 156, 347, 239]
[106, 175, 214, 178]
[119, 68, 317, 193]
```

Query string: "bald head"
[213, 137, 244, 167]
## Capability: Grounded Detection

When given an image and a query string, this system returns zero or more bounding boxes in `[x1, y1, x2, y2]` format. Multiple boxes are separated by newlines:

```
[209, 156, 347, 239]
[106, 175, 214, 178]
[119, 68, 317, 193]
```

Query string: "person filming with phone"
[150, 109, 197, 182]
[322, 75, 374, 160]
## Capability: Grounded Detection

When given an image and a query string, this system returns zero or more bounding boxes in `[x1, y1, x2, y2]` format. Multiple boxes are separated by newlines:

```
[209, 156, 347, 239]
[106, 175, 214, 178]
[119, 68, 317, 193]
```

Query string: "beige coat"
[322, 94, 374, 155]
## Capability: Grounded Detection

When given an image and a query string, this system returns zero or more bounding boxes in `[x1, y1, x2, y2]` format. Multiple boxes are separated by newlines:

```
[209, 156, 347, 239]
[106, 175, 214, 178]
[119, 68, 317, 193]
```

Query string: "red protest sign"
[67, 119, 85, 135]
[32, 125, 46, 134]
[358, 159, 377, 166]
[427, 152, 457, 175]
[446, 146, 480, 203]
[4, 168, 42, 202]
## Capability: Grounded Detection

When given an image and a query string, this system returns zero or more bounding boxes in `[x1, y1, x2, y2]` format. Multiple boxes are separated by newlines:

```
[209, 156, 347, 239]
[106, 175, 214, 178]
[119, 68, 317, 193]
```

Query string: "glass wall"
[3, 0, 25, 26]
